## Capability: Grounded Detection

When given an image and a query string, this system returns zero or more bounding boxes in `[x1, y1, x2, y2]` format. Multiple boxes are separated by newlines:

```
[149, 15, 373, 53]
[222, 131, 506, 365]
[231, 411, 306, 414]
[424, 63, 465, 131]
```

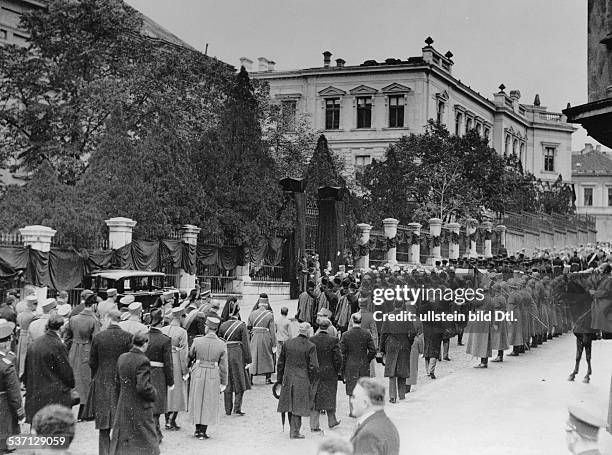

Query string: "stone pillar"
[407, 222, 422, 264]
[105, 217, 137, 249]
[447, 222, 461, 260]
[178, 225, 200, 292]
[382, 218, 399, 265]
[429, 218, 442, 263]
[355, 223, 372, 271]
[482, 221, 493, 258]
[466, 218, 478, 258]
[496, 225, 507, 255]
[19, 225, 56, 306]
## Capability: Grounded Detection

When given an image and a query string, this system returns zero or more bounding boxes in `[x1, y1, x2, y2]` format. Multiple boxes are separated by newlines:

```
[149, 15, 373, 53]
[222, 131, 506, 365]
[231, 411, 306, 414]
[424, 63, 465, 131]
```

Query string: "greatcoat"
[66, 307, 100, 401]
[0, 350, 22, 443]
[310, 330, 341, 411]
[247, 307, 276, 375]
[380, 309, 415, 378]
[465, 297, 493, 359]
[161, 321, 189, 412]
[16, 309, 35, 378]
[23, 331, 75, 423]
[110, 347, 159, 455]
[277, 334, 319, 417]
[86, 324, 132, 430]
[339, 326, 376, 396]
[188, 332, 228, 425]
[489, 294, 510, 351]
[145, 327, 173, 415]
[218, 317, 251, 395]
[507, 288, 524, 346]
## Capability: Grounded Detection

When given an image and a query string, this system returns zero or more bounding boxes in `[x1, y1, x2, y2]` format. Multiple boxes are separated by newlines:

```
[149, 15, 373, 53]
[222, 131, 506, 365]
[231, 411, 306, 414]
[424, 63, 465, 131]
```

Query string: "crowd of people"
[0, 243, 611, 454]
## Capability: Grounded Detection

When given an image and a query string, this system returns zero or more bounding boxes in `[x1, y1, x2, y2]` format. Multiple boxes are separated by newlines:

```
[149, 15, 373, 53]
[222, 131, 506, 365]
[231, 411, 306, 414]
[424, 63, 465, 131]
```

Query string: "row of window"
[321, 95, 406, 130]
[582, 187, 612, 207]
[453, 111, 491, 139]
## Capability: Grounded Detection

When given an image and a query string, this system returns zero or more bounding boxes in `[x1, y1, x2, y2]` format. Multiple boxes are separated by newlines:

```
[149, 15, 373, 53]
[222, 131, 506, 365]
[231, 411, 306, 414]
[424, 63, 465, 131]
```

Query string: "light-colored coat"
[161, 322, 188, 412]
[247, 308, 276, 375]
[188, 333, 228, 425]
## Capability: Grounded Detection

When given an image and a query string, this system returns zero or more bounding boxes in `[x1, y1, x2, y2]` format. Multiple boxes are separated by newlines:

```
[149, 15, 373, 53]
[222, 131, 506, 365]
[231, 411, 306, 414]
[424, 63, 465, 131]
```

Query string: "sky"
[126, 0, 602, 152]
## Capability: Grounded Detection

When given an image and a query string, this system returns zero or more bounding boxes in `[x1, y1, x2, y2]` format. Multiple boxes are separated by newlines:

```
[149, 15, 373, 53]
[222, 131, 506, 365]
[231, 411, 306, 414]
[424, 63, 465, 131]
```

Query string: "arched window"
[513, 139, 518, 156]
[455, 113, 463, 136]
[505, 135, 511, 156]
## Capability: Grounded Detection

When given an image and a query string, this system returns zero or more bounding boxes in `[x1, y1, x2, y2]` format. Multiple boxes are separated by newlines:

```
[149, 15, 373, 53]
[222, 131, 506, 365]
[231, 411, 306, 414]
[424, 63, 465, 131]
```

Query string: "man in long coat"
[161, 307, 189, 429]
[97, 288, 118, 321]
[297, 281, 318, 325]
[188, 317, 228, 440]
[309, 318, 341, 431]
[15, 294, 36, 378]
[27, 298, 57, 343]
[145, 309, 174, 444]
[247, 299, 276, 384]
[118, 300, 148, 335]
[507, 280, 525, 356]
[65, 294, 100, 421]
[380, 301, 415, 402]
[87, 310, 133, 455]
[0, 320, 24, 454]
[465, 288, 493, 368]
[218, 300, 251, 416]
[277, 322, 319, 439]
[23, 314, 75, 423]
[339, 313, 376, 404]
[490, 283, 510, 362]
[110, 331, 159, 455]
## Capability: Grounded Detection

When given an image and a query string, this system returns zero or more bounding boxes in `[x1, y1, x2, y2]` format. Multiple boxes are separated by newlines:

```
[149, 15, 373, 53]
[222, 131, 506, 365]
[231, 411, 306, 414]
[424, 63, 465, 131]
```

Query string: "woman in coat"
[380, 301, 415, 402]
[161, 307, 189, 430]
[465, 287, 493, 368]
[188, 317, 228, 440]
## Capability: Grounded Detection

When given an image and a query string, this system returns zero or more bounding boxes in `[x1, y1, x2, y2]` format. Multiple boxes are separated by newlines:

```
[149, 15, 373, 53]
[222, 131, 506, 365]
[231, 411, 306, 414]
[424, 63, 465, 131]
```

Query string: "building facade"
[250, 38, 576, 182]
[564, 0, 612, 147]
[572, 143, 612, 241]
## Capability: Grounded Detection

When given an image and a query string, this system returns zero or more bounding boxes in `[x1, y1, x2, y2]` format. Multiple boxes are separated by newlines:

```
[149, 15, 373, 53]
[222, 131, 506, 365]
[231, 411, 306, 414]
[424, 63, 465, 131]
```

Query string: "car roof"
[88, 270, 166, 280]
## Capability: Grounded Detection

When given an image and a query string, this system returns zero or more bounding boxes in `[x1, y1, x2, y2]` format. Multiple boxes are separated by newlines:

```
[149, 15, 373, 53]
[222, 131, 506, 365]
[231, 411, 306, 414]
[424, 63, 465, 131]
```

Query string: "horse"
[554, 272, 601, 384]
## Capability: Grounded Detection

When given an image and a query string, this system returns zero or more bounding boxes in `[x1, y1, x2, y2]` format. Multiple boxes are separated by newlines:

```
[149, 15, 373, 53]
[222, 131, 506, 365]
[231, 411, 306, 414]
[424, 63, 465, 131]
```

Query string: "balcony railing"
[538, 112, 563, 122]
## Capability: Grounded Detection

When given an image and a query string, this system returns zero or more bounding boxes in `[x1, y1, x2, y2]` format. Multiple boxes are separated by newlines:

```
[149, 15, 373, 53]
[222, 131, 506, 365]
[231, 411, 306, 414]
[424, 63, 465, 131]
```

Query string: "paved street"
[64, 297, 612, 455]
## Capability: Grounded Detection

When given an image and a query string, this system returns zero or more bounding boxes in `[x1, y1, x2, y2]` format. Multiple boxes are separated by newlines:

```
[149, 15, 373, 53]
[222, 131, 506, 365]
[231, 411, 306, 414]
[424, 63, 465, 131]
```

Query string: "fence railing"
[197, 275, 240, 295]
[250, 265, 284, 282]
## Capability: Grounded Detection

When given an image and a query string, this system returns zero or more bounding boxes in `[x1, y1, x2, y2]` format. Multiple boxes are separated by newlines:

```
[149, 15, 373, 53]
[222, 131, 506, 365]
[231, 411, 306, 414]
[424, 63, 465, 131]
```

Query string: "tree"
[193, 67, 294, 246]
[0, 0, 231, 184]
[357, 122, 525, 224]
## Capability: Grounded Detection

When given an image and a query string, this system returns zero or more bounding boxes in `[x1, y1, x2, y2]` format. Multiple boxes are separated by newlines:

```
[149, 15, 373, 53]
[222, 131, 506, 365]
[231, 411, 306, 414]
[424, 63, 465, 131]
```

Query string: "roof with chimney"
[572, 147, 612, 176]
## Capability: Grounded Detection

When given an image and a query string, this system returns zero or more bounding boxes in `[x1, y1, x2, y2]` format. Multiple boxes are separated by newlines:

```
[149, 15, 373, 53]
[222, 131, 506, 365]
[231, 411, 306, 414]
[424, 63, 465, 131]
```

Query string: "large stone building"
[564, 0, 612, 148]
[250, 38, 576, 182]
[572, 143, 612, 241]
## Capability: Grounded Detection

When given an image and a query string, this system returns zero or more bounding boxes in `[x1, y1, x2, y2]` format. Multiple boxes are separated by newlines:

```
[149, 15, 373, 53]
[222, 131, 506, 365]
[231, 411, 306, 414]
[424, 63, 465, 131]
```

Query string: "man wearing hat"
[65, 294, 100, 421]
[70, 289, 94, 318]
[119, 299, 148, 335]
[183, 290, 209, 346]
[566, 405, 605, 454]
[23, 314, 75, 423]
[145, 309, 174, 444]
[247, 297, 276, 384]
[188, 316, 227, 440]
[218, 300, 251, 417]
[277, 322, 319, 439]
[88, 309, 133, 455]
[0, 318, 23, 454]
[97, 289, 118, 321]
[27, 298, 57, 343]
[297, 282, 317, 325]
[309, 318, 341, 432]
[161, 306, 189, 430]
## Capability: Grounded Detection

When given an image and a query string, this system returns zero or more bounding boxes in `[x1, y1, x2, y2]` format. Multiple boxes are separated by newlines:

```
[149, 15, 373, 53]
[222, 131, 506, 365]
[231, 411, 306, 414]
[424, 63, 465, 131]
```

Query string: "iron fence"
[250, 264, 284, 282]
[197, 275, 239, 295]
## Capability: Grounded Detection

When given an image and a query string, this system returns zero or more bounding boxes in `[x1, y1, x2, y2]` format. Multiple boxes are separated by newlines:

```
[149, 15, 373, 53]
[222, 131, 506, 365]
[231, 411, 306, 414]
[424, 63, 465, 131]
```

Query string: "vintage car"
[83, 270, 179, 310]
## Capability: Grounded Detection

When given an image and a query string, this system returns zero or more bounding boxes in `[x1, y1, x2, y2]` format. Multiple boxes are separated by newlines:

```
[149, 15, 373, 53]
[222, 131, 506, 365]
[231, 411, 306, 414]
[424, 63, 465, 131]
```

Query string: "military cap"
[205, 316, 220, 329]
[128, 301, 142, 312]
[26, 295, 38, 304]
[106, 288, 118, 297]
[42, 298, 57, 312]
[0, 319, 15, 340]
[120, 295, 135, 306]
[81, 289, 94, 299]
[567, 405, 605, 440]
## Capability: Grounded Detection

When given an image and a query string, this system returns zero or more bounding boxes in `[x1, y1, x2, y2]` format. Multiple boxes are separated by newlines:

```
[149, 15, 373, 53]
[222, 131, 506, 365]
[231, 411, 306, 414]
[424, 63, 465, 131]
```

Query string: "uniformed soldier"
[188, 316, 228, 440]
[97, 288, 118, 321]
[118, 300, 148, 335]
[15, 294, 37, 378]
[145, 309, 173, 444]
[0, 319, 24, 454]
[566, 405, 606, 455]
[161, 307, 189, 430]
[247, 299, 276, 384]
[27, 298, 57, 343]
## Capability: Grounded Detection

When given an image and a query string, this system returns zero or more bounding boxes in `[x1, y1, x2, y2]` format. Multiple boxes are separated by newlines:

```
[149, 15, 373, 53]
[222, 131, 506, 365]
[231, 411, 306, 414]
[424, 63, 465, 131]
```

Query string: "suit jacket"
[87, 324, 133, 429]
[351, 410, 400, 455]
[23, 331, 75, 423]
[110, 348, 159, 455]
[340, 326, 376, 387]
[310, 330, 342, 410]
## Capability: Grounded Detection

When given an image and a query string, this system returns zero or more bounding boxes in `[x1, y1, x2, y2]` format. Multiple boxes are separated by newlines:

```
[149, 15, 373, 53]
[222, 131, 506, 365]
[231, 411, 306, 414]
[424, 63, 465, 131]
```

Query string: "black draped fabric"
[25, 249, 49, 287]
[130, 240, 158, 271]
[49, 249, 86, 291]
[113, 244, 133, 269]
[181, 243, 196, 275]
[85, 250, 114, 274]
[196, 244, 241, 271]
[0, 246, 29, 271]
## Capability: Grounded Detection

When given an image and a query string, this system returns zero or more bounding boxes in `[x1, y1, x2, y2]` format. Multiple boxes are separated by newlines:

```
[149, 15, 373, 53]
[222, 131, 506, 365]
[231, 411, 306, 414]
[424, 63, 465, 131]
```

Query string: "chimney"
[336, 58, 345, 68]
[257, 57, 269, 72]
[596, 145, 602, 153]
[267, 60, 275, 71]
[323, 51, 332, 67]
[239, 57, 253, 72]
[585, 143, 593, 153]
